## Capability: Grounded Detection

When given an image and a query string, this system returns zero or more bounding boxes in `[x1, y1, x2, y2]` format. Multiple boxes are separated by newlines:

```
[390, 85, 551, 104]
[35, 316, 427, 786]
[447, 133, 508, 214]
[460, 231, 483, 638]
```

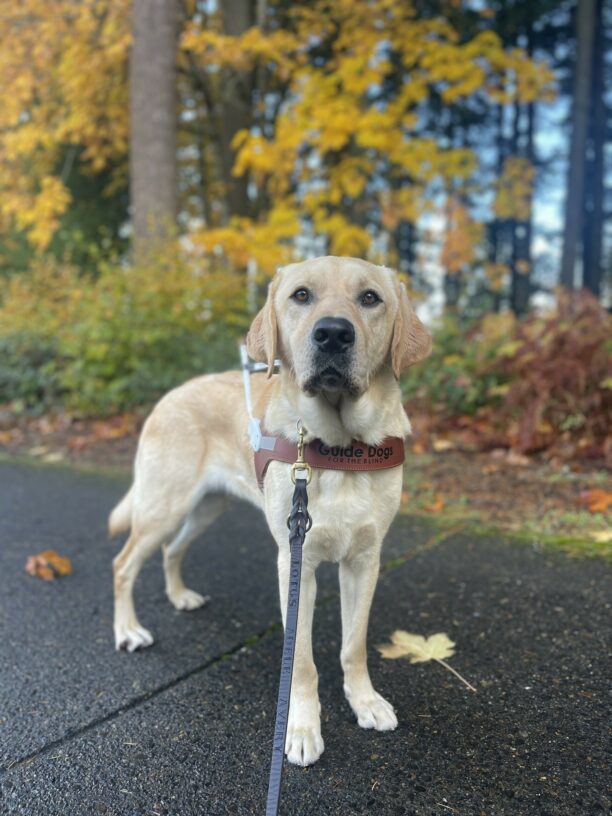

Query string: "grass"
[400, 452, 612, 562]
[397, 510, 612, 562]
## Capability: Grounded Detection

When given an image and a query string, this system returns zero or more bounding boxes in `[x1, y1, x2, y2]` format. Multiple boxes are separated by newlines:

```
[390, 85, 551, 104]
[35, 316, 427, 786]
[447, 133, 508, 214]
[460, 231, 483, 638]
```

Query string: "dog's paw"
[285, 724, 324, 766]
[348, 690, 398, 731]
[115, 623, 154, 652]
[168, 588, 210, 611]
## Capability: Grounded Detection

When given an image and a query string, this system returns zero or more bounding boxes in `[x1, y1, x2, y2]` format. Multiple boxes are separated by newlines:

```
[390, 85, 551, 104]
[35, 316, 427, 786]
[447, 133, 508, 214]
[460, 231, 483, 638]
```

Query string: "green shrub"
[0, 331, 64, 412]
[0, 250, 249, 415]
[402, 311, 514, 417]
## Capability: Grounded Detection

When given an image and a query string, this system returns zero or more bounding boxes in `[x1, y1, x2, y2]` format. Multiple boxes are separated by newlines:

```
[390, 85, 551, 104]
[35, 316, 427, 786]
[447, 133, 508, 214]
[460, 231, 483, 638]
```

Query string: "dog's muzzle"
[305, 317, 358, 395]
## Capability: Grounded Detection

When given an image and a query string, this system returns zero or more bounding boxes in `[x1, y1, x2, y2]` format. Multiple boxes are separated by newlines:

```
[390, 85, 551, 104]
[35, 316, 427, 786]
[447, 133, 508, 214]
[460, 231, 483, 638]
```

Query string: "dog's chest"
[265, 464, 403, 564]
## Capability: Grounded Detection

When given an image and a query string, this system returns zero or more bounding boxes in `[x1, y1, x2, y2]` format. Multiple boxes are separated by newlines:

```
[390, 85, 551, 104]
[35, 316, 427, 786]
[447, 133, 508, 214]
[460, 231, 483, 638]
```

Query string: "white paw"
[348, 690, 398, 731]
[285, 724, 324, 766]
[168, 588, 209, 611]
[115, 623, 154, 652]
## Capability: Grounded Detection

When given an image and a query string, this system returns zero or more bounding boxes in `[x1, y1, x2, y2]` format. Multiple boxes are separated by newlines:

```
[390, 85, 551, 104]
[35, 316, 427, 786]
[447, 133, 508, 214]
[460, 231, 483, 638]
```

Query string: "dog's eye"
[291, 288, 311, 304]
[360, 290, 381, 307]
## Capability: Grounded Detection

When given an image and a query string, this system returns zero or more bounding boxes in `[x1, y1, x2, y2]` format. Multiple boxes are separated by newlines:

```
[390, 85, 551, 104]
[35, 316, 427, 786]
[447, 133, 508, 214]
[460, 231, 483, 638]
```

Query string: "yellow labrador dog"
[109, 255, 431, 766]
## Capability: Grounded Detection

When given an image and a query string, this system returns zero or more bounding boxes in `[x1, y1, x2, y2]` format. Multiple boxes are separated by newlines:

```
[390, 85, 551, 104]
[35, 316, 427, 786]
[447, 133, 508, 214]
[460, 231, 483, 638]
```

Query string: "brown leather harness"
[254, 428, 406, 488]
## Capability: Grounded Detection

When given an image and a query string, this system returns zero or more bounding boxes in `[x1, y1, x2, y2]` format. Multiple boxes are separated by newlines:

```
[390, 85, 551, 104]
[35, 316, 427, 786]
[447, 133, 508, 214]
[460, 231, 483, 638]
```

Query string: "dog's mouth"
[303, 365, 360, 397]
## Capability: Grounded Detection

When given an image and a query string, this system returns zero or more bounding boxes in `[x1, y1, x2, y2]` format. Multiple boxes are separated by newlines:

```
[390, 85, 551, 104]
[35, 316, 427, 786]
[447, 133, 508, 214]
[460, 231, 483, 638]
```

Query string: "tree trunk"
[511, 98, 535, 316]
[130, 0, 178, 251]
[219, 0, 255, 220]
[582, 0, 605, 296]
[510, 18, 537, 317]
[560, 0, 597, 288]
[394, 219, 416, 276]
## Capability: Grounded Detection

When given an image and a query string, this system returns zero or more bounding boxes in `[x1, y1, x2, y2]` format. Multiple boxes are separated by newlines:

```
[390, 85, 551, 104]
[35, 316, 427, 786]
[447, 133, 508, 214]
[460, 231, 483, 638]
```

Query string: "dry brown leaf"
[411, 441, 427, 455]
[424, 494, 445, 513]
[92, 415, 136, 441]
[506, 450, 530, 466]
[67, 414, 136, 450]
[25, 550, 73, 581]
[579, 489, 612, 514]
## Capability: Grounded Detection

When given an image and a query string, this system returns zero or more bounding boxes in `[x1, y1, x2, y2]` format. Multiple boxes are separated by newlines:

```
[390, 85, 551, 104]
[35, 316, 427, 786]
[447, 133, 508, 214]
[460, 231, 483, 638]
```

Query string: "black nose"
[312, 317, 355, 353]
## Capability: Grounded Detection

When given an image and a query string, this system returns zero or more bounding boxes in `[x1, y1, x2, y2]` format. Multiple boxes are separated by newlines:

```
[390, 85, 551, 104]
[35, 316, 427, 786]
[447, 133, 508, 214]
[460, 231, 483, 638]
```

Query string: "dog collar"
[254, 430, 406, 489]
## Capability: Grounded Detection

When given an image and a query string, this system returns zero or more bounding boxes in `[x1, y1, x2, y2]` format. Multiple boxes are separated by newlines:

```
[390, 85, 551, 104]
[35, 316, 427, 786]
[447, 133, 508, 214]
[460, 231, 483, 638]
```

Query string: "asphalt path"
[0, 459, 609, 816]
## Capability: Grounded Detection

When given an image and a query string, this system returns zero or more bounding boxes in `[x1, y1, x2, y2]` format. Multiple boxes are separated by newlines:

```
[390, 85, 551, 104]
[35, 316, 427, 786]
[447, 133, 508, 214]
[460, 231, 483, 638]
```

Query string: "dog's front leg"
[339, 551, 398, 731]
[277, 549, 323, 766]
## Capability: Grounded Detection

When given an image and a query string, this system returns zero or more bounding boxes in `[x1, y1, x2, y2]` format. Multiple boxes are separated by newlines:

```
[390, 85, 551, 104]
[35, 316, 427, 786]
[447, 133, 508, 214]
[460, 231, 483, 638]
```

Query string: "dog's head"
[246, 256, 431, 398]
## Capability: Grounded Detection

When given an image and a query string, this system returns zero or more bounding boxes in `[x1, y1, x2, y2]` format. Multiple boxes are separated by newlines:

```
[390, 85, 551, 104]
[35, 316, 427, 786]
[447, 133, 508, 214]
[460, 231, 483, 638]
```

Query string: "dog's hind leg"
[113, 525, 171, 651]
[163, 494, 228, 610]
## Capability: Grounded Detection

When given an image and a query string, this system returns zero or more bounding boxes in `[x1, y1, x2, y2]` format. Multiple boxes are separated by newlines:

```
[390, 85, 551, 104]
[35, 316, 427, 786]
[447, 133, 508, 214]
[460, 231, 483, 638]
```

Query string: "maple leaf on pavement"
[378, 630, 455, 662]
[378, 630, 476, 692]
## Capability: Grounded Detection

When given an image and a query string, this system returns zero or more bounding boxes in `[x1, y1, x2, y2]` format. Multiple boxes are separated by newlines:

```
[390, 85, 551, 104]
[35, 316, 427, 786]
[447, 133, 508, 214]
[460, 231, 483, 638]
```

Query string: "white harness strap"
[240, 344, 279, 453]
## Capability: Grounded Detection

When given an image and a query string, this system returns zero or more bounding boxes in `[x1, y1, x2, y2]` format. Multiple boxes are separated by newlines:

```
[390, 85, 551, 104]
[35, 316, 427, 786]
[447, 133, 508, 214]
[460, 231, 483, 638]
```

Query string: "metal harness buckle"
[290, 420, 312, 485]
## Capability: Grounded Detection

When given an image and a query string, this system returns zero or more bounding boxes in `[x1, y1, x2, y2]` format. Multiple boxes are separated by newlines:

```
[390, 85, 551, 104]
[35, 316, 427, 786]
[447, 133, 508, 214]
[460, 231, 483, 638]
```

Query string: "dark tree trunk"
[491, 104, 510, 264]
[511, 100, 535, 316]
[560, 0, 597, 288]
[394, 218, 416, 276]
[582, 0, 605, 296]
[219, 0, 255, 220]
[130, 0, 179, 251]
[443, 273, 461, 312]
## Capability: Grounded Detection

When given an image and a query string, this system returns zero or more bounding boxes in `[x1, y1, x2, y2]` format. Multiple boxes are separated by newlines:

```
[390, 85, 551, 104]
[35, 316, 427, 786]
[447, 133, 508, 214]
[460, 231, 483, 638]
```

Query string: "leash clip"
[290, 420, 312, 485]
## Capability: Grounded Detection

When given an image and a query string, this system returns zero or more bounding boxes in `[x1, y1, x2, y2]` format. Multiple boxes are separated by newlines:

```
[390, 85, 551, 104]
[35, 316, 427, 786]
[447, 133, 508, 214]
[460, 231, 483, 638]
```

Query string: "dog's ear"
[391, 282, 432, 378]
[246, 279, 278, 378]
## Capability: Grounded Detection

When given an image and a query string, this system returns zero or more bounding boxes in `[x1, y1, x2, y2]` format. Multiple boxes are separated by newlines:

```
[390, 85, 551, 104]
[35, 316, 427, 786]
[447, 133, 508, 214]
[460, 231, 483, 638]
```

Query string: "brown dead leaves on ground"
[67, 414, 138, 451]
[578, 489, 612, 514]
[25, 550, 73, 581]
[0, 410, 140, 469]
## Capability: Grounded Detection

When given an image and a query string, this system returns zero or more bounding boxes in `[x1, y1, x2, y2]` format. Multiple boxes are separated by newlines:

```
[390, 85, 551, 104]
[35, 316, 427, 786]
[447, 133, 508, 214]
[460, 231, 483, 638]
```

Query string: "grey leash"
[265, 425, 312, 816]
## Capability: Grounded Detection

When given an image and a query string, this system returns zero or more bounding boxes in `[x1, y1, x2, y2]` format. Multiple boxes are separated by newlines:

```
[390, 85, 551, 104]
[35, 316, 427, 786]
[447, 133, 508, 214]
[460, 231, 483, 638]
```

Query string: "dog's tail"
[108, 486, 133, 537]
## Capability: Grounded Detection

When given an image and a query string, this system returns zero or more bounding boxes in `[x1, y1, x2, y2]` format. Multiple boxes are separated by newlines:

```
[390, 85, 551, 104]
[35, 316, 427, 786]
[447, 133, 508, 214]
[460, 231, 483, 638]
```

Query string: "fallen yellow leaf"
[432, 438, 455, 452]
[378, 630, 455, 663]
[588, 530, 612, 543]
[377, 630, 476, 692]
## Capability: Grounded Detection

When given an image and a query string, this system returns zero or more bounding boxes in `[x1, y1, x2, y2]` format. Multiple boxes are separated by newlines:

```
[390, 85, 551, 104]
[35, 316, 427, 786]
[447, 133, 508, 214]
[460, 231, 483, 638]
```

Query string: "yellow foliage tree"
[183, 0, 555, 274]
[0, 1, 130, 250]
[494, 157, 536, 222]
[0, 0, 554, 272]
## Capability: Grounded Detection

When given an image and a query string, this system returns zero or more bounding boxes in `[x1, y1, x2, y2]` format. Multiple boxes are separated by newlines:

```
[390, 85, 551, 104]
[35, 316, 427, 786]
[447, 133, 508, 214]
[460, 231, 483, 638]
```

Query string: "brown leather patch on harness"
[254, 432, 406, 488]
